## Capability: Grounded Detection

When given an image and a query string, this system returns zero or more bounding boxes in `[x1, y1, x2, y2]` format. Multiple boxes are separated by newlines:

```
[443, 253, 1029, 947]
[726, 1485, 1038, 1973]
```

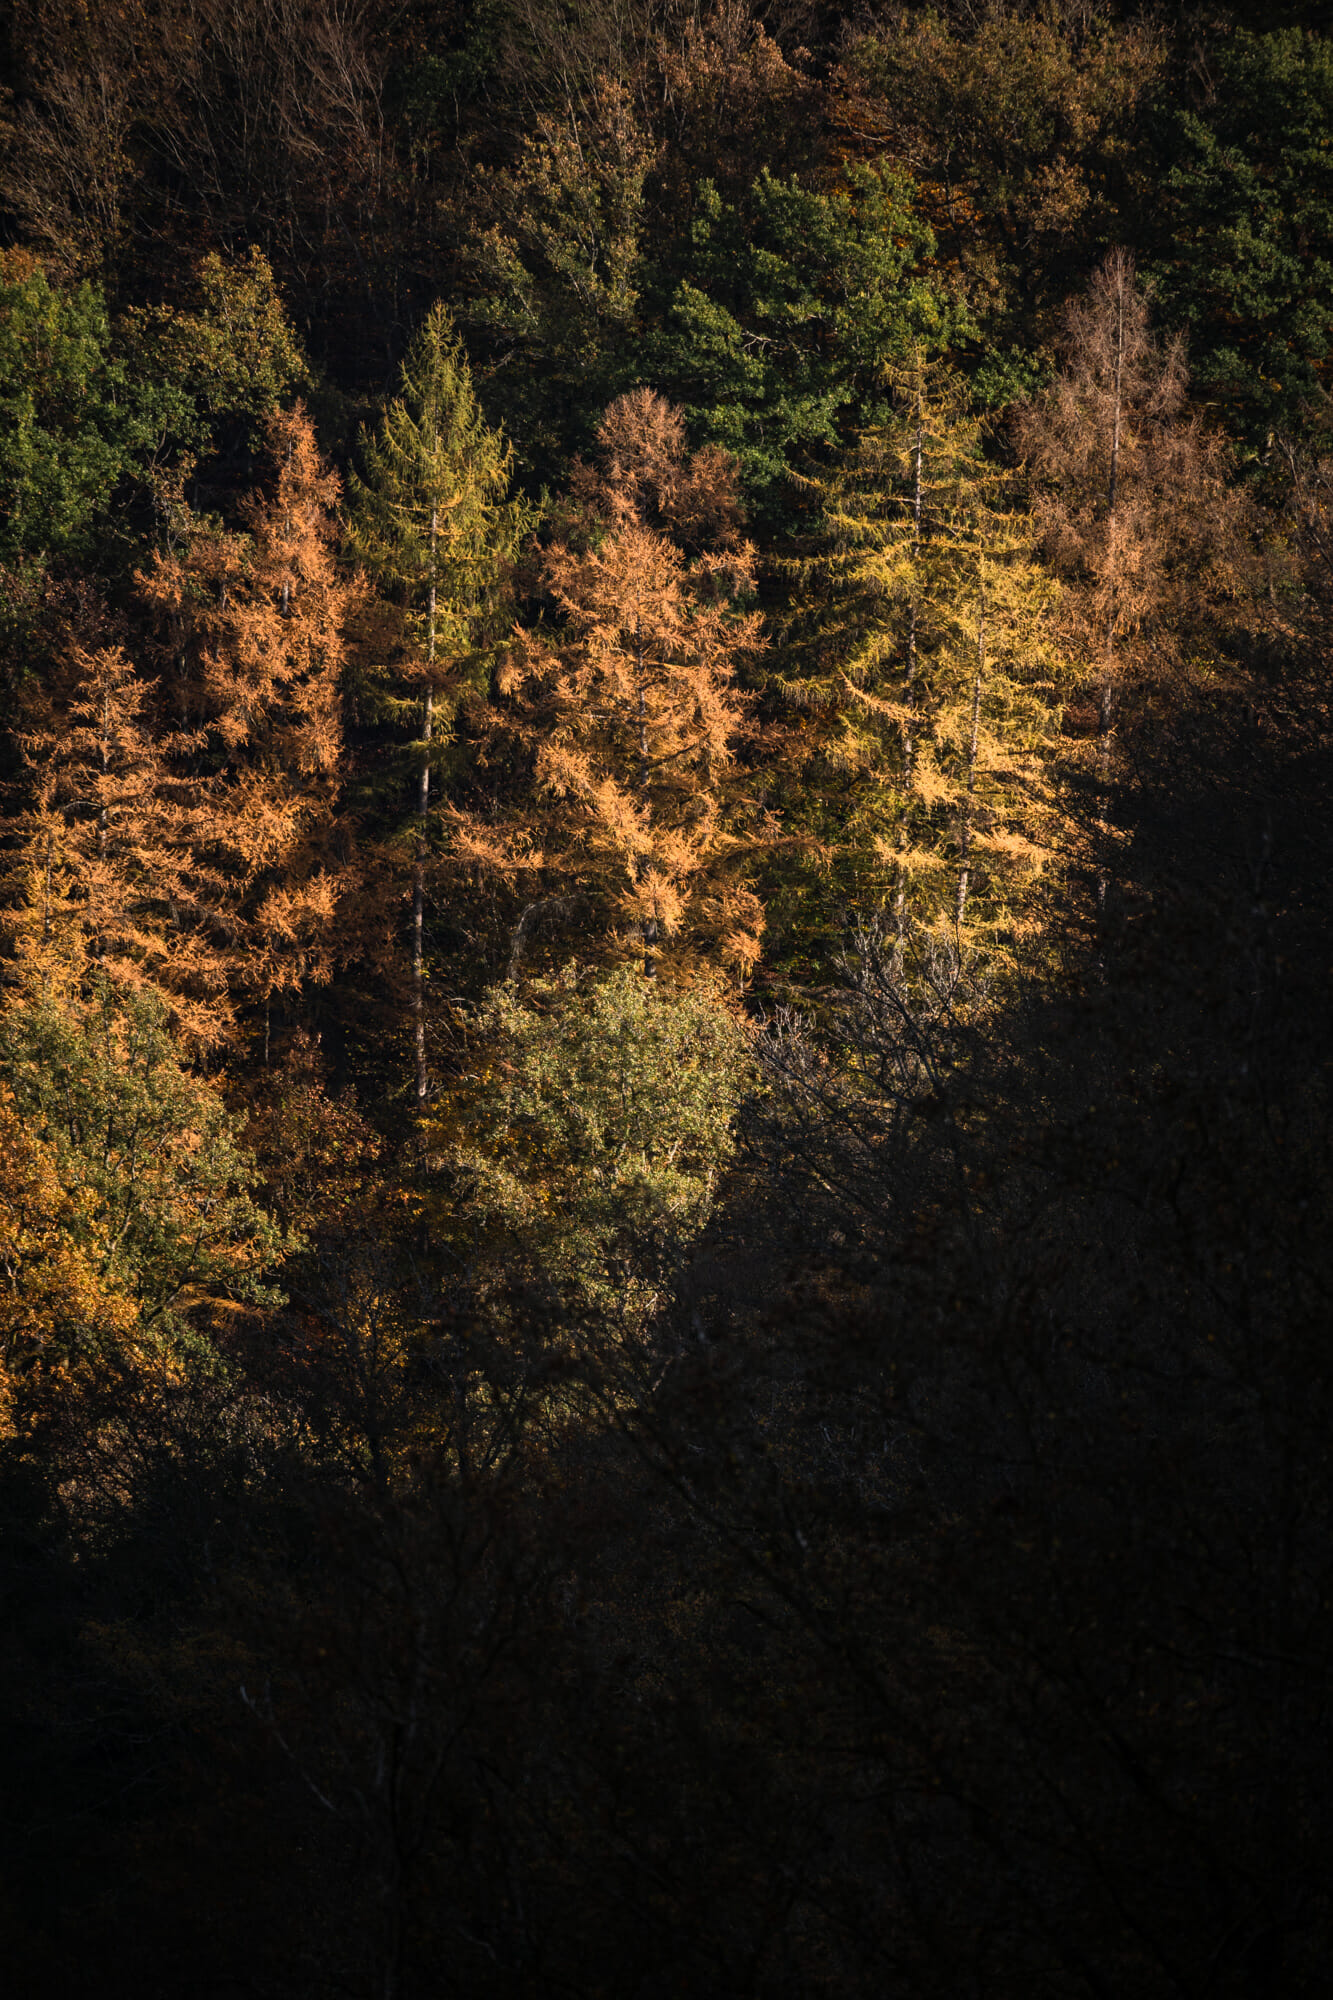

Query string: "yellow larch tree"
[138, 402, 354, 1048]
[778, 354, 1068, 964]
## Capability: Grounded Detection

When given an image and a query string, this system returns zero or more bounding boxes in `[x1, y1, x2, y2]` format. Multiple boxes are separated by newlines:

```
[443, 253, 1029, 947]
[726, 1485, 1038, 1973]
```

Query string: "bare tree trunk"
[635, 613, 658, 978]
[42, 827, 53, 941]
[956, 589, 984, 933]
[413, 508, 437, 1101]
[894, 387, 925, 961]
[1097, 267, 1127, 914]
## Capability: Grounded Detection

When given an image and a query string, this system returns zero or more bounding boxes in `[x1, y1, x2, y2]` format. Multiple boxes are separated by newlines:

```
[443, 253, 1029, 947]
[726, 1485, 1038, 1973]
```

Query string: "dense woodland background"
[1, 2, 1332, 1994]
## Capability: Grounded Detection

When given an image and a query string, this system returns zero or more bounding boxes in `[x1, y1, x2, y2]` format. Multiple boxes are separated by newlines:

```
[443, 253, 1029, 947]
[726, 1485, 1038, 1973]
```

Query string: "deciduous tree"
[450, 390, 766, 981]
[140, 403, 353, 1047]
[777, 356, 1065, 966]
[1016, 250, 1246, 903]
[443, 962, 751, 1322]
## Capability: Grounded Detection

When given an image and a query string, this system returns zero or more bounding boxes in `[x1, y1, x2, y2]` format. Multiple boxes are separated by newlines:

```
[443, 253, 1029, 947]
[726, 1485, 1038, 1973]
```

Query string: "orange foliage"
[5, 406, 355, 1047]
[139, 403, 356, 1021]
[450, 391, 768, 978]
[1016, 252, 1249, 757]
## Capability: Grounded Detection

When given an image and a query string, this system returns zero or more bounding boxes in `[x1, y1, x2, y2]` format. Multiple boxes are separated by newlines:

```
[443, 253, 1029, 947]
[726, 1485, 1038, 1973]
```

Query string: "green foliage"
[0, 982, 282, 1348]
[349, 300, 528, 690]
[642, 166, 961, 528]
[444, 965, 752, 1313]
[119, 246, 307, 433]
[0, 247, 306, 570]
[1152, 29, 1333, 443]
[0, 256, 135, 565]
[463, 76, 656, 487]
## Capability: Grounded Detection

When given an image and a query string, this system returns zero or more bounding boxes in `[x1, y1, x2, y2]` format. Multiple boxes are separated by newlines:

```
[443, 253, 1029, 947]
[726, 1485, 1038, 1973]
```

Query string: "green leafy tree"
[0, 246, 305, 573]
[349, 302, 529, 1101]
[442, 962, 751, 1321]
[0, 254, 136, 566]
[117, 245, 307, 436]
[0, 980, 281, 1353]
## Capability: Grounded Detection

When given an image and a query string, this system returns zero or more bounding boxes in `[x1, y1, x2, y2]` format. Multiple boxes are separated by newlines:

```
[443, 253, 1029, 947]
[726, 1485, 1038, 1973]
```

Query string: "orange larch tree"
[450, 390, 767, 981]
[5, 638, 231, 1045]
[139, 402, 354, 1048]
[4, 405, 354, 1053]
[1015, 251, 1248, 902]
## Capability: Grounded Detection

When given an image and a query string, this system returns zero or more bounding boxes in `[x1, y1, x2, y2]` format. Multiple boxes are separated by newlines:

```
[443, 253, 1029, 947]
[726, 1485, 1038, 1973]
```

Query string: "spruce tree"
[348, 304, 527, 1099]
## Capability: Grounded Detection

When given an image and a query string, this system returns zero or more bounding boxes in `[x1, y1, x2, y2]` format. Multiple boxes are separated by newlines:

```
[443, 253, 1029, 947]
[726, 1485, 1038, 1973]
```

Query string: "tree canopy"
[1, 8, 1329, 1995]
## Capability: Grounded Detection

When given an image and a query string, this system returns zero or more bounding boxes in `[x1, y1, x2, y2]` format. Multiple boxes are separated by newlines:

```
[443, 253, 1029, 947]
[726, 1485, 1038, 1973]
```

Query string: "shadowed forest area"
[1, 3, 1332, 1994]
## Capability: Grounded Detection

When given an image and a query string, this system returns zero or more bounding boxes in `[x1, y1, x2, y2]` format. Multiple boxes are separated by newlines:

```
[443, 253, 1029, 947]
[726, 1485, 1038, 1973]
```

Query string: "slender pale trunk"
[413, 506, 437, 1101]
[956, 583, 984, 933]
[635, 612, 657, 978]
[89, 691, 112, 966]
[894, 386, 925, 959]
[99, 693, 110, 860]
[1098, 280, 1126, 913]
[273, 430, 292, 1053]
[904, 388, 924, 791]
[281, 432, 293, 618]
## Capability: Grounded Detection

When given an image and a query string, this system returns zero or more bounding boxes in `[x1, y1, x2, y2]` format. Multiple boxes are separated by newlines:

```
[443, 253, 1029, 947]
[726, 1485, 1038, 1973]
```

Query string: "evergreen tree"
[1151, 27, 1333, 447]
[643, 163, 959, 532]
[348, 304, 528, 1100]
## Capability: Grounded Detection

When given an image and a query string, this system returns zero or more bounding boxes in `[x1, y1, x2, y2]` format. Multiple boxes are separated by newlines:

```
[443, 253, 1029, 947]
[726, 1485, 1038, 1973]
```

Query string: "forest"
[1, 1, 1331, 1993]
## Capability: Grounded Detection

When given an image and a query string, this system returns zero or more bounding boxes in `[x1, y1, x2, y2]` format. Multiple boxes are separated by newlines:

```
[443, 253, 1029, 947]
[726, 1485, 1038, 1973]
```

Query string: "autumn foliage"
[451, 390, 767, 978]
[2, 7, 1331, 1994]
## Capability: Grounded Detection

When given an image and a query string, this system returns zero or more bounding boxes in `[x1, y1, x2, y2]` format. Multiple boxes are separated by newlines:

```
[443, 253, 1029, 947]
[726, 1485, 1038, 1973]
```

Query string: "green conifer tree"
[348, 304, 529, 1101]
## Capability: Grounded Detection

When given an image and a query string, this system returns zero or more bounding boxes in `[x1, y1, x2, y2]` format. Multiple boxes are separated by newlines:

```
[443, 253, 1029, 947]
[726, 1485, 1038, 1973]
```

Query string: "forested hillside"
[1, 4, 1331, 1994]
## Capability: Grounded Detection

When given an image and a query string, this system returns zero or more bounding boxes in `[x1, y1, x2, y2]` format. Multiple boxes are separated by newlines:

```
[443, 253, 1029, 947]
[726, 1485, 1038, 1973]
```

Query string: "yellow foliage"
[0, 1087, 136, 1428]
